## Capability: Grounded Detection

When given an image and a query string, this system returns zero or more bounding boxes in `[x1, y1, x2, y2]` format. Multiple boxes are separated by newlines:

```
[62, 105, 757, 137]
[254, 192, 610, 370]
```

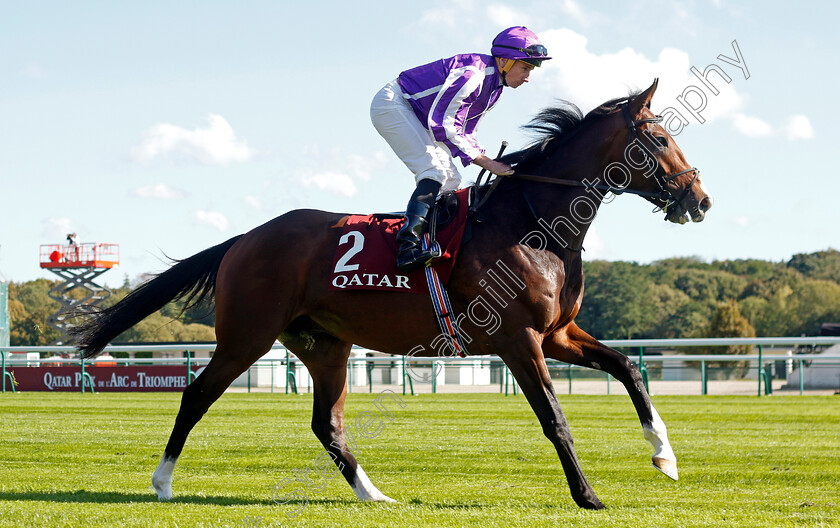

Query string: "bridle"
[619, 103, 700, 215]
[472, 102, 701, 219]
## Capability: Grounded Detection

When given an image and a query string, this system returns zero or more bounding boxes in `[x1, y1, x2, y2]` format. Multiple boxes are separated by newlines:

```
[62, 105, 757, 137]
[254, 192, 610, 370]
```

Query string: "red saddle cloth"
[329, 188, 470, 294]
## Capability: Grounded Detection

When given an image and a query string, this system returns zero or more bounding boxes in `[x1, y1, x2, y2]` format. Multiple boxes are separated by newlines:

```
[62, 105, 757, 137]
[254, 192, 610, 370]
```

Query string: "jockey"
[371, 26, 551, 272]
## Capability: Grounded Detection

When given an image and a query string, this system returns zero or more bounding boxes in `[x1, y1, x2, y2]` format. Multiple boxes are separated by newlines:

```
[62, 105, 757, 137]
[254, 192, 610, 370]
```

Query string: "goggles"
[494, 43, 549, 58]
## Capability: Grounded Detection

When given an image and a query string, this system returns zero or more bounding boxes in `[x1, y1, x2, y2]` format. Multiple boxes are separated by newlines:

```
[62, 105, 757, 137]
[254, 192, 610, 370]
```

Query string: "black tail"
[69, 235, 243, 359]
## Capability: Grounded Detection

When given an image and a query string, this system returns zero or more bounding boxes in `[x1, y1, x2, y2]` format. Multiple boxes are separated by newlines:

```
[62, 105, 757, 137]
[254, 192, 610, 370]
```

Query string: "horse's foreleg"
[501, 333, 605, 510]
[296, 339, 395, 503]
[543, 323, 678, 480]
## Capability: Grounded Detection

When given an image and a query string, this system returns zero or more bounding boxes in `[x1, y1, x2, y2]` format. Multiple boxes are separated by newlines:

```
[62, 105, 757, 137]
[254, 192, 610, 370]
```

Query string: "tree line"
[7, 249, 840, 347]
[575, 249, 840, 342]
[7, 277, 216, 346]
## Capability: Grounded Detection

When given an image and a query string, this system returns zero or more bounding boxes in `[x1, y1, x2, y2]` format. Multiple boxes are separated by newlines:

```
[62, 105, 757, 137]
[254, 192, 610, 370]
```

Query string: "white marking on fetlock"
[152, 455, 177, 500]
[643, 406, 678, 481]
[350, 465, 396, 503]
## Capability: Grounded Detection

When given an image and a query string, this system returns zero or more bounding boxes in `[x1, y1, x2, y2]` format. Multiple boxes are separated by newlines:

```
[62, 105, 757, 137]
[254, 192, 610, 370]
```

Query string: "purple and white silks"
[397, 53, 503, 167]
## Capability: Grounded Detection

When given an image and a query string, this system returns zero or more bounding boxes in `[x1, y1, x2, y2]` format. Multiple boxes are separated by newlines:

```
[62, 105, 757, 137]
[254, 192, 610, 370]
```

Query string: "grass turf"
[0, 392, 838, 527]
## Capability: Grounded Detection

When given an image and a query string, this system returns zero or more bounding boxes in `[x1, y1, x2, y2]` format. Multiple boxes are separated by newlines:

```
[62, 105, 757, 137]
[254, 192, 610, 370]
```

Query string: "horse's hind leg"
[152, 339, 275, 499]
[542, 323, 678, 480]
[282, 322, 395, 503]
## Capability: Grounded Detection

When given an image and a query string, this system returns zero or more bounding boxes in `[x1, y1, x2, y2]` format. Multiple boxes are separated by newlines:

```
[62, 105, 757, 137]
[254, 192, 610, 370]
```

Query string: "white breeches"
[370, 80, 462, 193]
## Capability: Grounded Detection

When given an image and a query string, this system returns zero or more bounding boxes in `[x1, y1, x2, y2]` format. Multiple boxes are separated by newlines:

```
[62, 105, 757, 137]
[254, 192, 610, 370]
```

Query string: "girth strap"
[421, 234, 470, 358]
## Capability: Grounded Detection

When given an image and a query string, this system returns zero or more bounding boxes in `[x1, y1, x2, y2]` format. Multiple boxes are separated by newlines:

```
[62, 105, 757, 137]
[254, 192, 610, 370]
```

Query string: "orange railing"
[39, 243, 120, 269]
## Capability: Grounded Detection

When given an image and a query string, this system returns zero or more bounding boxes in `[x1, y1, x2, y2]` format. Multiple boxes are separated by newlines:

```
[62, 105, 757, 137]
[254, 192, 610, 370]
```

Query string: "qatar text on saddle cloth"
[329, 188, 470, 294]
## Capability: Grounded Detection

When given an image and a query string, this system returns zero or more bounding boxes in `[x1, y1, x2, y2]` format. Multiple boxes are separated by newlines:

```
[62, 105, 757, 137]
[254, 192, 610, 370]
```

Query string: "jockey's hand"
[472, 154, 514, 176]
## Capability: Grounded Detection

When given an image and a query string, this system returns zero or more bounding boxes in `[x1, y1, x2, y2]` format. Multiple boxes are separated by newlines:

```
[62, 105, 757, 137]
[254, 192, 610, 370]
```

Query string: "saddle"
[369, 189, 464, 232]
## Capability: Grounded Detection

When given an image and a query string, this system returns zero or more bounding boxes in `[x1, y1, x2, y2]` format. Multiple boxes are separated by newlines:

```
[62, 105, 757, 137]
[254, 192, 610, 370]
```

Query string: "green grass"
[0, 392, 838, 527]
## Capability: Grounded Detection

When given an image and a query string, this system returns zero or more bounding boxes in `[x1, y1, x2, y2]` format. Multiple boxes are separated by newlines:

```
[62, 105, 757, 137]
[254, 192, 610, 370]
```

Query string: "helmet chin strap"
[496, 57, 516, 86]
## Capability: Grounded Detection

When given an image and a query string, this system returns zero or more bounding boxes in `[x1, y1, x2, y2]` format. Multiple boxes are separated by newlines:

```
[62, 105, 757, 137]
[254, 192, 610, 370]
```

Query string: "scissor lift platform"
[39, 242, 120, 345]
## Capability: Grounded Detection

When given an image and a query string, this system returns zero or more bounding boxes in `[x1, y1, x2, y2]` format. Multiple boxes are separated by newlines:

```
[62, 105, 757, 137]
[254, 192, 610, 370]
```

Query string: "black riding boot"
[396, 178, 442, 272]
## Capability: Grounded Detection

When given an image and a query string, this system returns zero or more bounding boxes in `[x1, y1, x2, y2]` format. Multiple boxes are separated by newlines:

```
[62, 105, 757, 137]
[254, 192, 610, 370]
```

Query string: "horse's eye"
[655, 136, 669, 149]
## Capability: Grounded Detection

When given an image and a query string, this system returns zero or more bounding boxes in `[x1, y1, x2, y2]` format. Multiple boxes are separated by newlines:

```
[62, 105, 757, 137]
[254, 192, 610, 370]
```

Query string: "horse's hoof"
[153, 486, 173, 501]
[152, 477, 173, 500]
[652, 456, 679, 481]
[573, 491, 606, 510]
[576, 497, 606, 510]
[371, 494, 397, 503]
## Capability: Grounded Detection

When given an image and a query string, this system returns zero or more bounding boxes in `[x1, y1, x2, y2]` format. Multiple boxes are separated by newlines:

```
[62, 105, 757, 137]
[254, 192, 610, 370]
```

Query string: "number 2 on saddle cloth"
[328, 188, 471, 295]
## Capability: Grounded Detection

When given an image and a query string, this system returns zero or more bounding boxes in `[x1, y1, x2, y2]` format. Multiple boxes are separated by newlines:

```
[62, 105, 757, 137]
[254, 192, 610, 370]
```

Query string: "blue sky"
[1, 0, 837, 285]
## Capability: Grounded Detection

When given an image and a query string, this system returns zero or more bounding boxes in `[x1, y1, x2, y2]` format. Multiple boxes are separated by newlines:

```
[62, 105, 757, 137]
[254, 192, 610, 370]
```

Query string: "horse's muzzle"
[665, 192, 713, 224]
[689, 194, 713, 223]
[679, 183, 714, 224]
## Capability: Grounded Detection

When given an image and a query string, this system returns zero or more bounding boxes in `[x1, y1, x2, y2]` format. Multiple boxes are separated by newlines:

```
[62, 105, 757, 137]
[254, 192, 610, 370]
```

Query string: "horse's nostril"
[699, 196, 713, 212]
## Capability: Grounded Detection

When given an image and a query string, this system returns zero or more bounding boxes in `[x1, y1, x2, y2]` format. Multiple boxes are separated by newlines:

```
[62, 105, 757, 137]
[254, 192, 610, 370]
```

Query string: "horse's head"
[602, 79, 713, 224]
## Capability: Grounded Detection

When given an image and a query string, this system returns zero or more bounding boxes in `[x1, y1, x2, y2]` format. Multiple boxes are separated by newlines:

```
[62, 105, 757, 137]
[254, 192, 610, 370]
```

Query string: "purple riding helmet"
[491, 26, 552, 72]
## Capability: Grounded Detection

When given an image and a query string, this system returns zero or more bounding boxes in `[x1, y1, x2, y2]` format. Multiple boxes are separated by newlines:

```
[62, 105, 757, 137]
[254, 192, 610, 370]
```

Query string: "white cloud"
[243, 196, 263, 210]
[195, 210, 229, 231]
[129, 183, 187, 200]
[131, 114, 254, 166]
[538, 29, 744, 123]
[417, 1, 529, 37]
[728, 113, 814, 140]
[782, 114, 815, 140]
[560, 0, 590, 27]
[296, 150, 388, 197]
[583, 226, 607, 259]
[418, 6, 459, 29]
[301, 171, 358, 197]
[732, 216, 749, 227]
[347, 151, 388, 182]
[732, 113, 773, 137]
[486, 5, 529, 27]
[42, 217, 74, 239]
[535, 29, 814, 142]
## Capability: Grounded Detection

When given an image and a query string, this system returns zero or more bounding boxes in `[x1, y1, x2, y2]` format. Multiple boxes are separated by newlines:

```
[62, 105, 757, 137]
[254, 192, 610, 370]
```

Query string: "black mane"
[498, 93, 638, 172]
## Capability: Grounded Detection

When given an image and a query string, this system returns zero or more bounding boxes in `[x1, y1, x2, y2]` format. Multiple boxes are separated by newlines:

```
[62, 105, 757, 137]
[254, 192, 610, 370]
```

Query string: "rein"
[506, 171, 666, 199]
[471, 102, 700, 220]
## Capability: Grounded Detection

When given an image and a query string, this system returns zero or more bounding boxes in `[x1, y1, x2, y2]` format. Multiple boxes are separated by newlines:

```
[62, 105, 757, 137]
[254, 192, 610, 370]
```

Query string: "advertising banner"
[7, 365, 202, 392]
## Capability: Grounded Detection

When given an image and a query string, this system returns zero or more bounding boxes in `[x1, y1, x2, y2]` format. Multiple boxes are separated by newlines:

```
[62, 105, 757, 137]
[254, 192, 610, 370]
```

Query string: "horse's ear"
[629, 78, 659, 116]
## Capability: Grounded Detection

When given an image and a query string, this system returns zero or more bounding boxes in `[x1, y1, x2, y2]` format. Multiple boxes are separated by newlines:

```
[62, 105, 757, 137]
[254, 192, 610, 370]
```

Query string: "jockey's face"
[503, 60, 536, 88]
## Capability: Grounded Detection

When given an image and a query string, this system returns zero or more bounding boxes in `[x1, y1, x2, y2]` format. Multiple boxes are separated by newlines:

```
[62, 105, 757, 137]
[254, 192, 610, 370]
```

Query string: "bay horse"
[71, 79, 712, 510]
